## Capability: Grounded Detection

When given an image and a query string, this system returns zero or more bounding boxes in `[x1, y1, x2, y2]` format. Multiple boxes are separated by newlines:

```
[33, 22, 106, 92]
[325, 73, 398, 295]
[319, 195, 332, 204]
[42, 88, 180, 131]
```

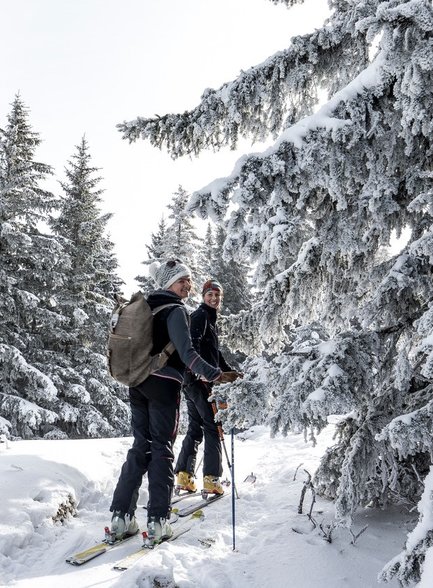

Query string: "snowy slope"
[0, 426, 417, 587]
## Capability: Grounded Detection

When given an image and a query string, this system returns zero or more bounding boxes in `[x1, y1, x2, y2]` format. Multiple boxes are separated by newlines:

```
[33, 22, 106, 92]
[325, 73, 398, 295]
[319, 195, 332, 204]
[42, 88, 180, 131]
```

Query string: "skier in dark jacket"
[175, 279, 241, 496]
[109, 261, 234, 545]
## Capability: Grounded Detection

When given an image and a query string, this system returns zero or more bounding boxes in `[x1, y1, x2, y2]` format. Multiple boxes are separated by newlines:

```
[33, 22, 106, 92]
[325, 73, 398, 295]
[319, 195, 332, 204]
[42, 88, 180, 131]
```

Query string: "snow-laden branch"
[187, 50, 387, 220]
[268, 0, 306, 7]
[117, 5, 369, 157]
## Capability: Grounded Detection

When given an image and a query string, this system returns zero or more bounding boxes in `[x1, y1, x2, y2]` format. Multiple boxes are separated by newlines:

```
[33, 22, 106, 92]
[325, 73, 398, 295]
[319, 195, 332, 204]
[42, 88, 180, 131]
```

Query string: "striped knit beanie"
[149, 259, 192, 290]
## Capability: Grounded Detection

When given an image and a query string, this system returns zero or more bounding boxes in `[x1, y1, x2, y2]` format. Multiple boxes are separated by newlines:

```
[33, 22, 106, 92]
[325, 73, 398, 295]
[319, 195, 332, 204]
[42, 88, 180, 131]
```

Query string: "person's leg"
[142, 375, 180, 519]
[175, 386, 204, 475]
[110, 387, 151, 515]
[189, 382, 223, 478]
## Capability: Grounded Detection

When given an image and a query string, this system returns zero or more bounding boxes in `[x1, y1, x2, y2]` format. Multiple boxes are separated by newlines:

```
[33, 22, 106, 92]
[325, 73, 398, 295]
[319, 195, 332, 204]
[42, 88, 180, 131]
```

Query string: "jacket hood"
[199, 302, 217, 323]
[147, 289, 184, 310]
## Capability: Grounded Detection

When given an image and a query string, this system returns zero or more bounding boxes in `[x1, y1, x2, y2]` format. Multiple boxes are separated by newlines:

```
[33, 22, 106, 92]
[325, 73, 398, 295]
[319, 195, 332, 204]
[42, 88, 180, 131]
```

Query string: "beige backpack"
[107, 292, 177, 387]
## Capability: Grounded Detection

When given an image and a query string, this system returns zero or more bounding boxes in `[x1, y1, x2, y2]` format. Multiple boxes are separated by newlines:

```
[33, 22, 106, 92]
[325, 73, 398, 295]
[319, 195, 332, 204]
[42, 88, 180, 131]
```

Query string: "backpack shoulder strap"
[152, 302, 180, 316]
[194, 306, 208, 338]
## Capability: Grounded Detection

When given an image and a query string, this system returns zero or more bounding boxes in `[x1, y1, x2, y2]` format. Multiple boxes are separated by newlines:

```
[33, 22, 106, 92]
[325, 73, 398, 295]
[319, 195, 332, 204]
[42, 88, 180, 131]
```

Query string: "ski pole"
[211, 400, 239, 498]
[221, 437, 239, 499]
[194, 454, 203, 477]
[231, 427, 236, 551]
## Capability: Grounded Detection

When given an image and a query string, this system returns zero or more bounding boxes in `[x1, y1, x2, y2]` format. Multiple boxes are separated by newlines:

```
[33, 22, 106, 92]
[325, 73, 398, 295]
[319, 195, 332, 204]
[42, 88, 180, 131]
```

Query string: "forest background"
[1, 0, 433, 586]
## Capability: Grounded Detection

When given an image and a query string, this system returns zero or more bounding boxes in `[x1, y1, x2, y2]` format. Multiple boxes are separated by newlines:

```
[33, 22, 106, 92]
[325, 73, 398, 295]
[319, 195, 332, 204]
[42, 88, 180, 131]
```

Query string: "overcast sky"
[1, 0, 329, 294]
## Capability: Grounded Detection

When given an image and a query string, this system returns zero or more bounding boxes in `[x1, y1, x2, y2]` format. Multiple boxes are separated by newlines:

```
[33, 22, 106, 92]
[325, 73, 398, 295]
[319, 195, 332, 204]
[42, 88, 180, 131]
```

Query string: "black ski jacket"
[185, 303, 232, 384]
[148, 291, 222, 384]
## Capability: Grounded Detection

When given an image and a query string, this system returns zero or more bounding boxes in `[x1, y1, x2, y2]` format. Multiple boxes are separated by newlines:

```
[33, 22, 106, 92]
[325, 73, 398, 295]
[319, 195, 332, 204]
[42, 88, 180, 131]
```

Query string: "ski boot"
[108, 511, 139, 542]
[143, 516, 173, 548]
[175, 471, 197, 494]
[202, 475, 224, 498]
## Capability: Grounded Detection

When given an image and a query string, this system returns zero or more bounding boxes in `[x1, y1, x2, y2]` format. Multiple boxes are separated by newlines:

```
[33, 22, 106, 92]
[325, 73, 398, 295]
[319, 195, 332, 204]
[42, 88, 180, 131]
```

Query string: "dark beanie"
[202, 279, 223, 296]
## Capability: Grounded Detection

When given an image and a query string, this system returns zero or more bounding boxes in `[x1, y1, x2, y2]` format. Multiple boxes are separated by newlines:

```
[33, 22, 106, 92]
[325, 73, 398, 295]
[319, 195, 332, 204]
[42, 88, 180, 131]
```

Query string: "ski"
[113, 510, 204, 571]
[176, 492, 225, 517]
[172, 490, 198, 505]
[140, 491, 197, 511]
[66, 528, 139, 566]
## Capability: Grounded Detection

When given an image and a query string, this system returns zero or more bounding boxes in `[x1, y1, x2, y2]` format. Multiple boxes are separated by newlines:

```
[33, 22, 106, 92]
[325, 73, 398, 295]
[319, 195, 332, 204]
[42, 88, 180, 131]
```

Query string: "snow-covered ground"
[0, 425, 418, 588]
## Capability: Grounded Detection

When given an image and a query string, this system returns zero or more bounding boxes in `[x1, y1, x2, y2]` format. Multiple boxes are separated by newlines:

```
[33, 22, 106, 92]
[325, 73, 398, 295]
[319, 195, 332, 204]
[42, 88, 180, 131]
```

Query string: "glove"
[216, 371, 241, 384]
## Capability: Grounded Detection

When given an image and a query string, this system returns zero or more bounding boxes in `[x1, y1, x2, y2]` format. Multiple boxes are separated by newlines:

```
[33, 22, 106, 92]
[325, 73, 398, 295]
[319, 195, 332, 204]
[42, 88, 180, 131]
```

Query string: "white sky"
[1, 0, 330, 294]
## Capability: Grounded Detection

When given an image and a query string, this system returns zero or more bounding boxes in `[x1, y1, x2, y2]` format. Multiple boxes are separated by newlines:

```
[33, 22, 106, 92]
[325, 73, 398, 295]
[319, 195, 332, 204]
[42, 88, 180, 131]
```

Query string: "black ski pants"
[175, 381, 222, 478]
[110, 375, 180, 520]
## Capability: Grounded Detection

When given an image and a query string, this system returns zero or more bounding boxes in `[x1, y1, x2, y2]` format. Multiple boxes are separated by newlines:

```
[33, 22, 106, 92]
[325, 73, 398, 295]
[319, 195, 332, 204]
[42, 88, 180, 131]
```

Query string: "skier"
[175, 279, 242, 496]
[109, 261, 235, 545]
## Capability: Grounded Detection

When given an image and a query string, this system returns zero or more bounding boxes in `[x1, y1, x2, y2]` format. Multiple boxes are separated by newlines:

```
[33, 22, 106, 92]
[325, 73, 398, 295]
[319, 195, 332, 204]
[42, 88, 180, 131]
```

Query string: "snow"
[0, 426, 424, 588]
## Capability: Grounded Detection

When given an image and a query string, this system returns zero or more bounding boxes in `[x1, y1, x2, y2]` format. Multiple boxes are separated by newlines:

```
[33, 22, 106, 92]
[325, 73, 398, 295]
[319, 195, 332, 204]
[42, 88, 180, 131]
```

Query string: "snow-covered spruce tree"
[136, 215, 169, 295]
[0, 94, 67, 439]
[196, 222, 215, 283]
[379, 469, 433, 585]
[208, 224, 252, 368]
[50, 137, 129, 439]
[212, 224, 251, 316]
[136, 186, 205, 298]
[118, 0, 433, 580]
[164, 185, 204, 301]
[377, 296, 433, 585]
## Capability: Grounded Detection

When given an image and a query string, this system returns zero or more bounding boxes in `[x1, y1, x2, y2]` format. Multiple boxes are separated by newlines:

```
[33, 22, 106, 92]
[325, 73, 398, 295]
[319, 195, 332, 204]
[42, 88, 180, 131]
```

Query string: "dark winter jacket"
[185, 303, 232, 385]
[148, 291, 222, 384]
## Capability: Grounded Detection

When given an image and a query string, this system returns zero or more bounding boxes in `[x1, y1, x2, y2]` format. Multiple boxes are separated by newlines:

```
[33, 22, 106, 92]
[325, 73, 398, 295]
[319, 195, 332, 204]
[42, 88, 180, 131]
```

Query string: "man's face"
[203, 288, 222, 311]
[168, 276, 192, 299]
